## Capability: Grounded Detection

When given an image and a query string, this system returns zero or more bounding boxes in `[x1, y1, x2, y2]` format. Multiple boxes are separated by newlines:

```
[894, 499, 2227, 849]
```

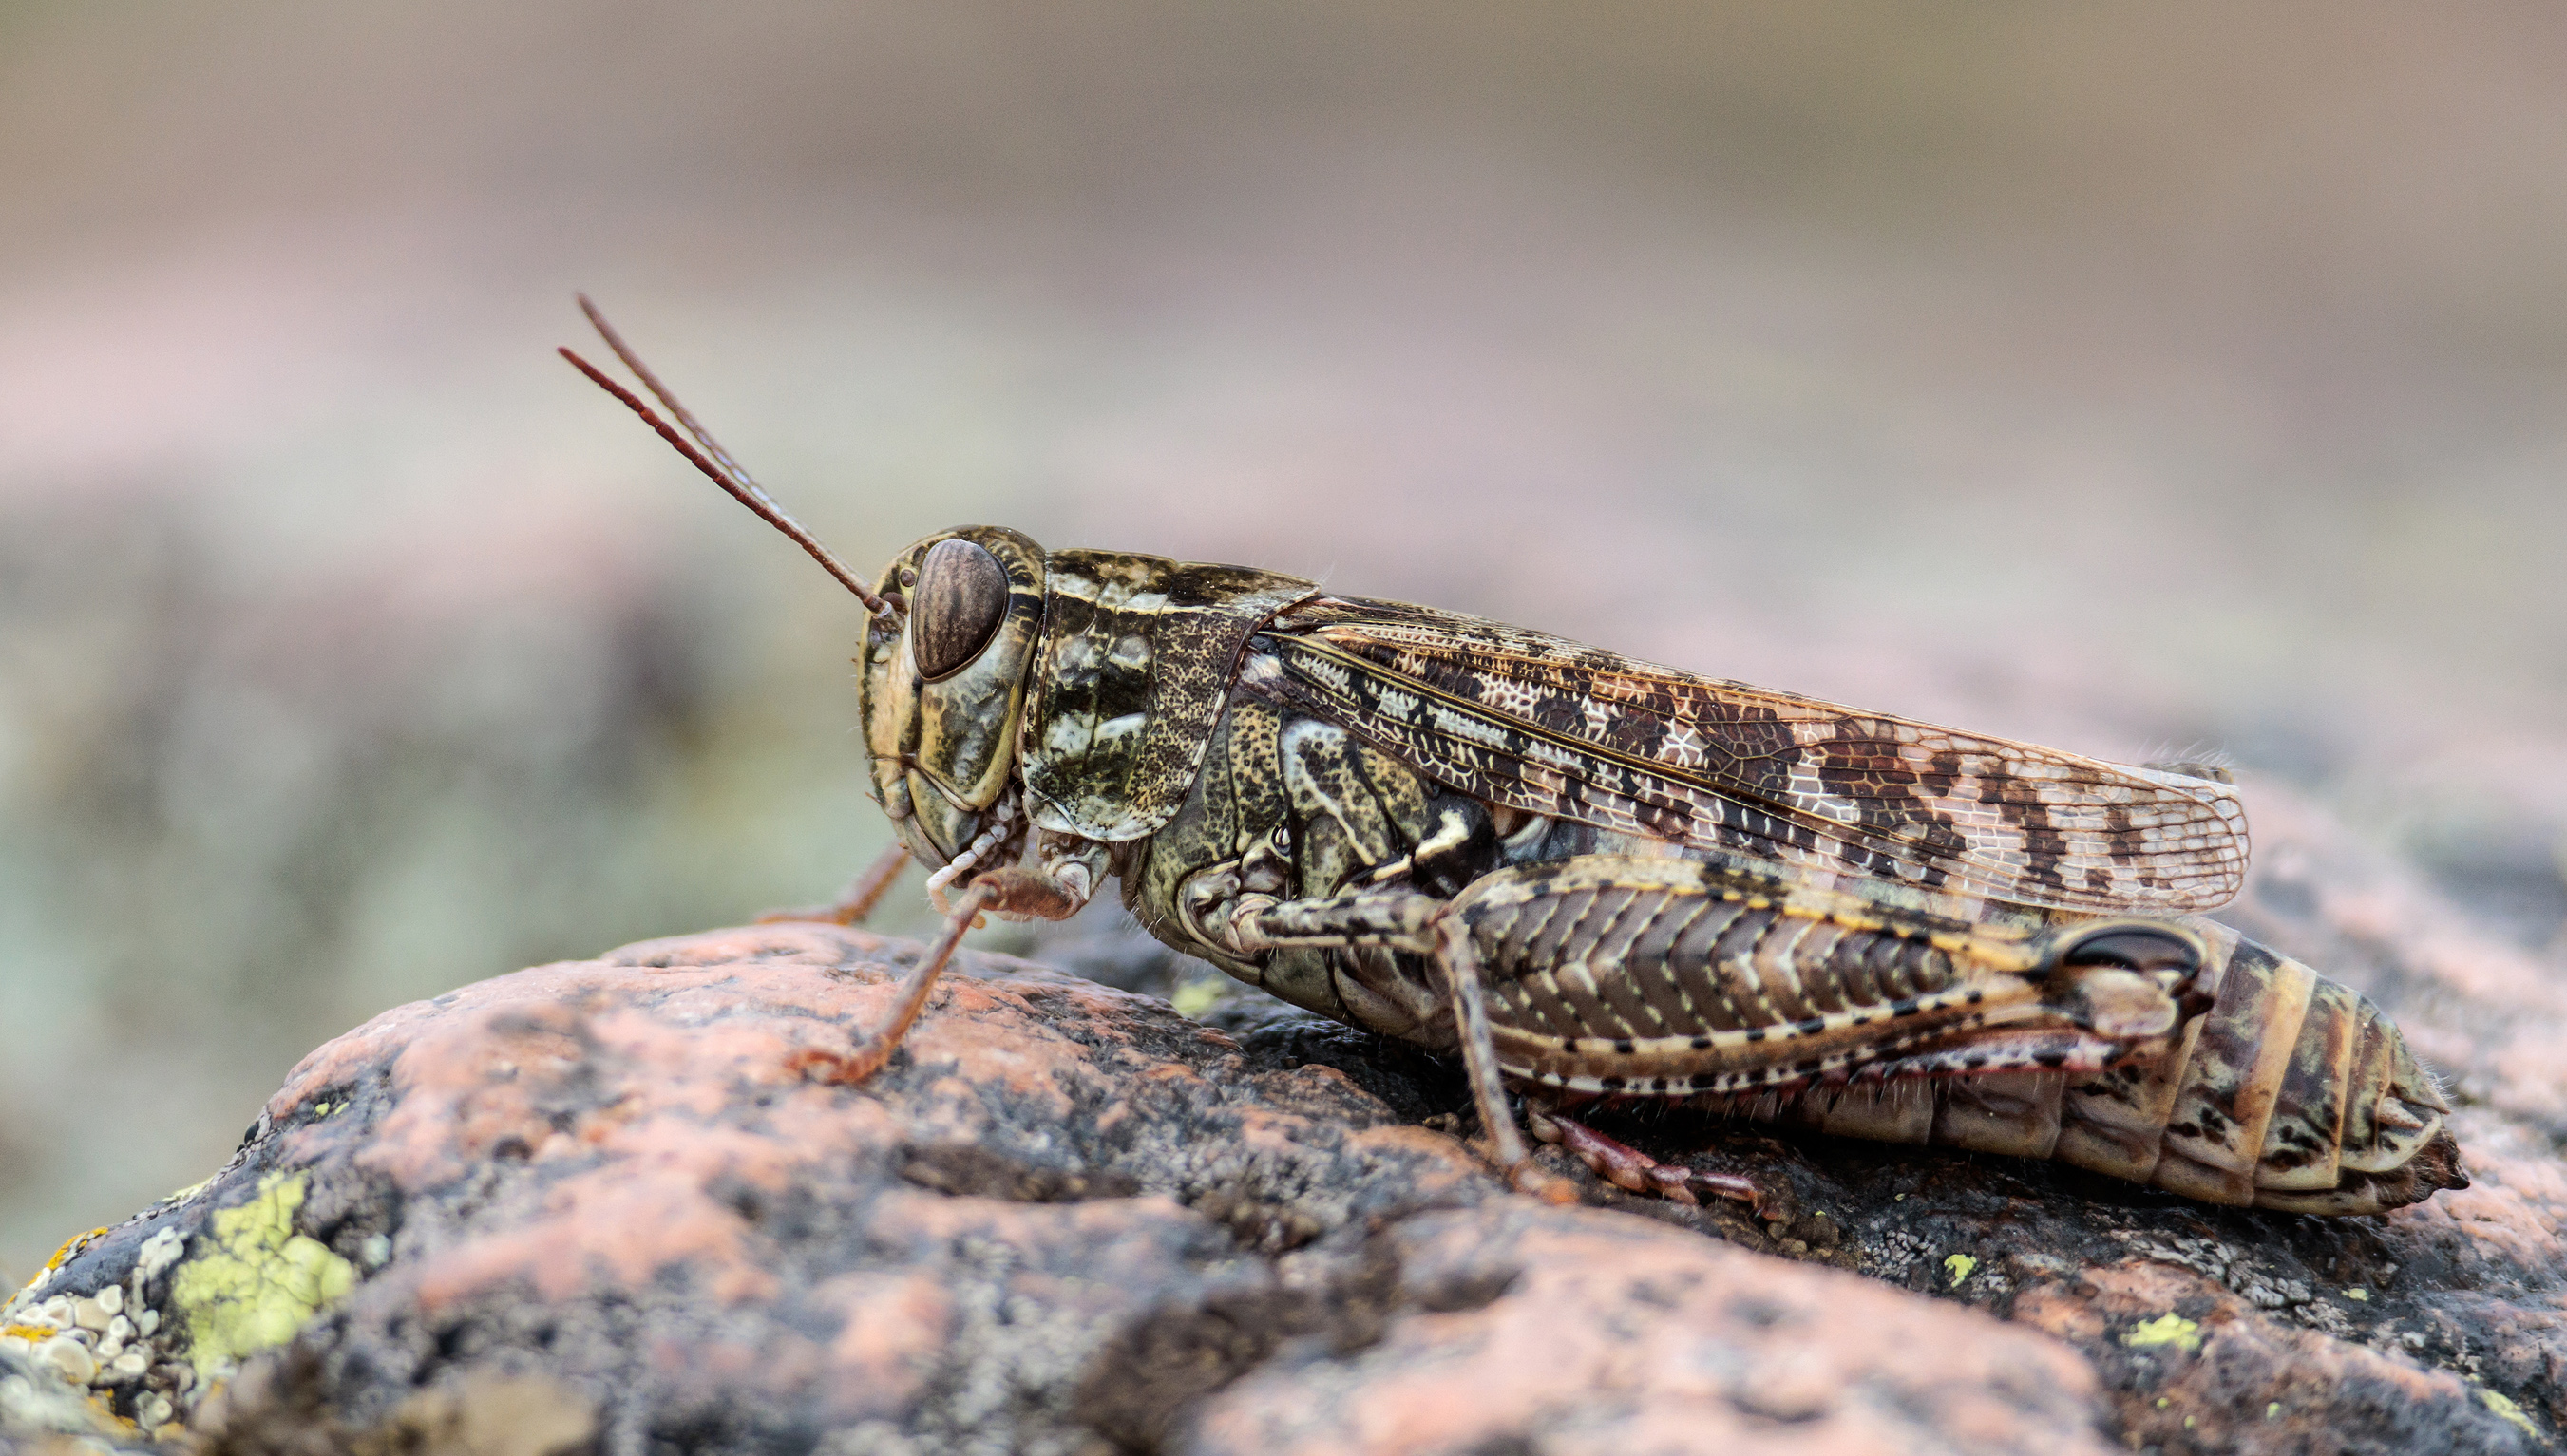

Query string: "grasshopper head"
[858, 528, 1049, 874]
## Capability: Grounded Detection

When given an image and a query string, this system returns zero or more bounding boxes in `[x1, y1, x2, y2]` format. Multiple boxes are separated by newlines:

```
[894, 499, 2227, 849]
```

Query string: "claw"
[1507, 1158, 1583, 1206]
[783, 1049, 862, 1085]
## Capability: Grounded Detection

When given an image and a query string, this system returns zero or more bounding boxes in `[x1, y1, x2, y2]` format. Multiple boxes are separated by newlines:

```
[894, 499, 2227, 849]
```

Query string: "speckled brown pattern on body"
[1259, 595, 2250, 914]
[819, 526, 2460, 1217]
[560, 315, 2453, 1223]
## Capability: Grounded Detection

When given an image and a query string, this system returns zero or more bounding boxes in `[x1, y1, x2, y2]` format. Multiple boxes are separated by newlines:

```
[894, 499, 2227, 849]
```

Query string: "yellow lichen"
[2122, 1313, 2203, 1353]
[1942, 1254, 1977, 1288]
[167, 1172, 355, 1381]
[1169, 979, 1226, 1018]
[45, 1228, 108, 1274]
[2344, 1287, 2369, 1301]
[6, 1225, 108, 1313]
[2477, 1390, 2538, 1440]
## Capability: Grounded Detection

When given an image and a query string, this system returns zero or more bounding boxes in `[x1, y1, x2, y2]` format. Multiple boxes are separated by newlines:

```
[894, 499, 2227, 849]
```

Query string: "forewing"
[1252, 598, 2250, 914]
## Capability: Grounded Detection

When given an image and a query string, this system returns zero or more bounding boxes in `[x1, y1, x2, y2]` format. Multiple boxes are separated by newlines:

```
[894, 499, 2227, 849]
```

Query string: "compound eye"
[2058, 925, 2201, 977]
[911, 539, 1010, 680]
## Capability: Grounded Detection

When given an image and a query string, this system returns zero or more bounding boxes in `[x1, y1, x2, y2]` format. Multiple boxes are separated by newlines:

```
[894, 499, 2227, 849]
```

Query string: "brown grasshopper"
[561, 298, 2465, 1218]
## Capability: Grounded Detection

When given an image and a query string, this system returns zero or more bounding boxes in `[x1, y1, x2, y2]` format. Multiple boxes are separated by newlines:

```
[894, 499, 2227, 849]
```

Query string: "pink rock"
[30, 923, 2104, 1454]
[23, 785, 2567, 1456]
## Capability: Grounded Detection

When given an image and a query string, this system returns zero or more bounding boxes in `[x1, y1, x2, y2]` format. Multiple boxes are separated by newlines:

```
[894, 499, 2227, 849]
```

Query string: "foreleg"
[791, 845, 1101, 1086]
[758, 841, 912, 927]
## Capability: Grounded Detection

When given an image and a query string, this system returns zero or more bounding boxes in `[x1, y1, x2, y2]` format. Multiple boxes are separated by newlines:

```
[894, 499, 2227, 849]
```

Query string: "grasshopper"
[562, 299, 2465, 1218]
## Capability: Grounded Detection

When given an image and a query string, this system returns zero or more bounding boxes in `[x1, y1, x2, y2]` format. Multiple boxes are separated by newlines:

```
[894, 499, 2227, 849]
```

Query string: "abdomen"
[1454, 856, 2466, 1215]
[1759, 924, 2466, 1215]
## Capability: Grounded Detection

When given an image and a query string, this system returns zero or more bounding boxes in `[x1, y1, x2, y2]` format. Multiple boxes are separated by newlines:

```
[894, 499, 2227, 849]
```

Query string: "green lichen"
[2477, 1390, 2539, 1440]
[2122, 1313, 2203, 1353]
[167, 1172, 354, 1380]
[1169, 978, 1226, 1018]
[1942, 1254, 1977, 1288]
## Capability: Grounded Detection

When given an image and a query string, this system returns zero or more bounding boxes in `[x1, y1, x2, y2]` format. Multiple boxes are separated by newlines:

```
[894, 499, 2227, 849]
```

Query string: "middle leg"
[1430, 917, 1580, 1205]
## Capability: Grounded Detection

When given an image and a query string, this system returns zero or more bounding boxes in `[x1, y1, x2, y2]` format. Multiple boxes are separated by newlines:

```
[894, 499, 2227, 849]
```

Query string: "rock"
[4, 778, 2561, 1455]
[1528, 783, 2567, 1456]
[33, 1338, 94, 1390]
[1184, 1206, 2101, 1455]
[0, 925, 2100, 1455]
[0, 1345, 159, 1454]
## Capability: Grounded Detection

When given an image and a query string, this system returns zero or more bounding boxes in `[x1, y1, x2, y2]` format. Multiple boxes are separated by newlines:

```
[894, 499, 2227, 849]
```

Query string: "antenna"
[561, 296, 895, 617]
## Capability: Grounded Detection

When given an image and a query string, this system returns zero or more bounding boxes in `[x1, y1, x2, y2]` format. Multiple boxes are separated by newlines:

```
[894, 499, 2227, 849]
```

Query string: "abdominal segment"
[1460, 860, 2465, 1215]
[1722, 925, 2464, 1213]
[1460, 854, 2185, 1096]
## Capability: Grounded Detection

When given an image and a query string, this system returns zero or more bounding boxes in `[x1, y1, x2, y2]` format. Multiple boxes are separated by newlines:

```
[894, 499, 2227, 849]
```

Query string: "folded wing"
[1251, 597, 2249, 915]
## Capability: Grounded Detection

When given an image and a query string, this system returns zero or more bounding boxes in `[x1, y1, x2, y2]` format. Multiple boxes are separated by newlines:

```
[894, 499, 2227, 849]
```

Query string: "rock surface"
[3, 784, 2562, 1455]
[5, 925, 2101, 1456]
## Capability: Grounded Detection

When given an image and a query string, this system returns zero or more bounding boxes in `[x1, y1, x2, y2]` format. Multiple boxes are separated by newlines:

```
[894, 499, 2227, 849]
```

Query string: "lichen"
[2122, 1313, 2203, 1353]
[6, 1227, 107, 1312]
[167, 1172, 355, 1380]
[2477, 1389, 2538, 1440]
[1942, 1254, 1977, 1288]
[1170, 979, 1226, 1018]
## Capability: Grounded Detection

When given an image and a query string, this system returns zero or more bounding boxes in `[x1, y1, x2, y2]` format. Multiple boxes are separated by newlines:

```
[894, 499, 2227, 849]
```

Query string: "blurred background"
[3, 1, 2564, 1276]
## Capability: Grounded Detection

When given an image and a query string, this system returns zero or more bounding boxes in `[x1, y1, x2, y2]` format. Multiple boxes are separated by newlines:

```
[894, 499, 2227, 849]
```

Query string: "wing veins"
[1276, 635, 1982, 866]
[1264, 616, 2247, 913]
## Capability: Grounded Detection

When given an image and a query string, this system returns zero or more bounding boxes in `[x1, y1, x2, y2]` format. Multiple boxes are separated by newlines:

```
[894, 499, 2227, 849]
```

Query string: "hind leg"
[1523, 1102, 1772, 1215]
